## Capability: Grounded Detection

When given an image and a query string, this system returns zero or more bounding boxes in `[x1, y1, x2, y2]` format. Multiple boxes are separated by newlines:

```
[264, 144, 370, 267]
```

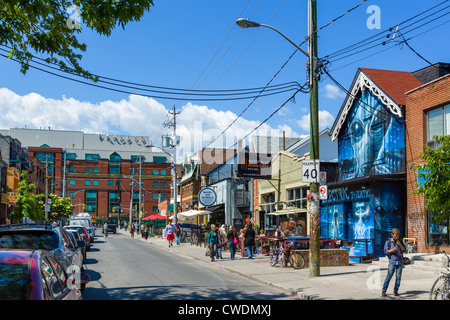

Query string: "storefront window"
[427, 209, 449, 246]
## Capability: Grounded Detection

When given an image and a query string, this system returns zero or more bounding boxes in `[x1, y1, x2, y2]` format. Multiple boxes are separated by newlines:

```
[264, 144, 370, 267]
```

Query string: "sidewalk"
[117, 228, 437, 300]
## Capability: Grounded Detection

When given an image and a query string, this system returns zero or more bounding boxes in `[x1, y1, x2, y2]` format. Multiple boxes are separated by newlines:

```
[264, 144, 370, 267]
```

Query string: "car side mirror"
[77, 240, 86, 248]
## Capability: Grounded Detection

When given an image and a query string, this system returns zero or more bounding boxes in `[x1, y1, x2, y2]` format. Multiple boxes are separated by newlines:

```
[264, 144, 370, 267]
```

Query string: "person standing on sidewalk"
[244, 223, 256, 259]
[227, 226, 238, 260]
[382, 228, 406, 297]
[144, 223, 150, 240]
[174, 223, 181, 246]
[207, 224, 219, 262]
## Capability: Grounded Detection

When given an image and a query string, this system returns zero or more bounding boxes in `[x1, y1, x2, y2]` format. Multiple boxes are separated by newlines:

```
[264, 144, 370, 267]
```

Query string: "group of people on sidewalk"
[207, 222, 258, 262]
[128, 222, 152, 240]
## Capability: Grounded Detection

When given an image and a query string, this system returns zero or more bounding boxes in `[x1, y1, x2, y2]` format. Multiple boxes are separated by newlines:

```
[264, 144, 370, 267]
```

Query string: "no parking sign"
[319, 185, 328, 200]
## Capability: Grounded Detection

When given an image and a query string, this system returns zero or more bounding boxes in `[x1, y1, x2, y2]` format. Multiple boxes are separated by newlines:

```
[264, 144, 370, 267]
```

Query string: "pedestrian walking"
[144, 223, 149, 240]
[227, 226, 239, 260]
[175, 223, 181, 245]
[130, 224, 135, 238]
[382, 228, 406, 297]
[244, 223, 256, 259]
[207, 224, 219, 262]
[165, 222, 175, 247]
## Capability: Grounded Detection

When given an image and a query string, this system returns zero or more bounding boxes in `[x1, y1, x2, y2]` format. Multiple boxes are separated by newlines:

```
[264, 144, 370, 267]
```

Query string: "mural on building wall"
[321, 184, 404, 257]
[338, 89, 405, 180]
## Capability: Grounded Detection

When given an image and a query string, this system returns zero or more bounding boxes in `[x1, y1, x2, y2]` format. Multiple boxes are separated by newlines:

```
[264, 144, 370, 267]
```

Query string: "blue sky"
[0, 0, 448, 156]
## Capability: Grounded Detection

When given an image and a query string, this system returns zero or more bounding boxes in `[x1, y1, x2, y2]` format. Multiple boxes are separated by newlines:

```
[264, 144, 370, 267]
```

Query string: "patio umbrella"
[142, 214, 168, 220]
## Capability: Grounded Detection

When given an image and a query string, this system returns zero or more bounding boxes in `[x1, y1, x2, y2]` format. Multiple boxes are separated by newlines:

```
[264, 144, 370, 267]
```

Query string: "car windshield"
[65, 227, 84, 234]
[0, 231, 60, 251]
[0, 263, 29, 300]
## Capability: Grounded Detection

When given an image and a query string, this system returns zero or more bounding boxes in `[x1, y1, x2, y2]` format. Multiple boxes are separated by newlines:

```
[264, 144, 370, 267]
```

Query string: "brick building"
[405, 66, 450, 252]
[0, 128, 171, 223]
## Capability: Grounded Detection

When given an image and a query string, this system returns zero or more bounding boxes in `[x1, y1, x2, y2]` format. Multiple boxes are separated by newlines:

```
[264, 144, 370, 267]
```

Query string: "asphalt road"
[82, 233, 297, 300]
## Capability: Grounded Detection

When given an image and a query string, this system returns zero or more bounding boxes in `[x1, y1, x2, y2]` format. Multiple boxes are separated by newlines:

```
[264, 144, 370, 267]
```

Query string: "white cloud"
[324, 84, 346, 99]
[0, 88, 301, 158]
[295, 110, 335, 132]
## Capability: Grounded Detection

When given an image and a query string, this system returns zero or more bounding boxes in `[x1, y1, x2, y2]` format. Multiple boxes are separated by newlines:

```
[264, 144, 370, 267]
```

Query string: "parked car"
[64, 225, 90, 251]
[66, 229, 86, 263]
[0, 249, 89, 300]
[103, 222, 116, 234]
[0, 224, 84, 275]
[69, 219, 94, 243]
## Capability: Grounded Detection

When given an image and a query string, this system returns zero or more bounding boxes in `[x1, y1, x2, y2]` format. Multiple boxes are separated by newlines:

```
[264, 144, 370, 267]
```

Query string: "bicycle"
[429, 250, 450, 300]
[270, 241, 305, 269]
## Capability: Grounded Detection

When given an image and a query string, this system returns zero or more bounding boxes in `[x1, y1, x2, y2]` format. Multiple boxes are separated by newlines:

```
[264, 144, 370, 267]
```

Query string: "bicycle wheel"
[429, 275, 450, 300]
[289, 253, 305, 269]
[270, 251, 279, 267]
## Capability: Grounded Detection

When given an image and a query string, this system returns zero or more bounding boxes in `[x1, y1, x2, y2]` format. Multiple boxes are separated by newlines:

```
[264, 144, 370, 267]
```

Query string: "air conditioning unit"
[426, 140, 436, 149]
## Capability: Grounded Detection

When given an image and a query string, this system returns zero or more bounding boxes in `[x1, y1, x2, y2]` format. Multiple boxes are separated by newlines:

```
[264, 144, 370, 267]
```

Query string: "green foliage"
[415, 135, 450, 222]
[12, 171, 74, 222]
[0, 0, 154, 80]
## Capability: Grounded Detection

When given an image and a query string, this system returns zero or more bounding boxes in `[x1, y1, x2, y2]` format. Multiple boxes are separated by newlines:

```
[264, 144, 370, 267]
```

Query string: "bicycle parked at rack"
[429, 250, 450, 300]
[270, 240, 305, 269]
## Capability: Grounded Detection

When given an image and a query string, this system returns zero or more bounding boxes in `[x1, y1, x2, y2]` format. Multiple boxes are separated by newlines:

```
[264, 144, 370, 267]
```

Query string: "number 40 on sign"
[301, 160, 320, 183]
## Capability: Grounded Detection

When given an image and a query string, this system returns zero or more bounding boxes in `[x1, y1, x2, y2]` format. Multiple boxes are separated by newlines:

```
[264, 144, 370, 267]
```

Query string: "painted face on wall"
[339, 90, 405, 180]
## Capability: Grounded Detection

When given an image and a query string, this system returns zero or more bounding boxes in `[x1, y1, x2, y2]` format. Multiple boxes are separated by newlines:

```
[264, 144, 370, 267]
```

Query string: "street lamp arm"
[236, 18, 309, 58]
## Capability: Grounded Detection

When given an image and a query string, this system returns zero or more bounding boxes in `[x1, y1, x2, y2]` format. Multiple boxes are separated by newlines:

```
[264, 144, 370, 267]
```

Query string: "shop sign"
[237, 152, 272, 179]
[198, 188, 216, 207]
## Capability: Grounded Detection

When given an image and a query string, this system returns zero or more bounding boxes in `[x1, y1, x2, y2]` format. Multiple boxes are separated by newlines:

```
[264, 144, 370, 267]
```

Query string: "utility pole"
[169, 105, 180, 225]
[139, 154, 142, 224]
[308, 0, 321, 277]
[44, 157, 49, 222]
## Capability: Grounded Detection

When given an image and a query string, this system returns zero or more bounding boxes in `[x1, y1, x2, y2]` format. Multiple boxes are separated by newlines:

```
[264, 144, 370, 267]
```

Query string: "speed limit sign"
[302, 160, 320, 183]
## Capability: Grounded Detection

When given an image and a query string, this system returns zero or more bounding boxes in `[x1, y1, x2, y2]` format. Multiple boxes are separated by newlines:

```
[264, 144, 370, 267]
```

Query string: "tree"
[36, 193, 73, 222]
[415, 135, 450, 222]
[12, 171, 42, 221]
[1, 0, 154, 80]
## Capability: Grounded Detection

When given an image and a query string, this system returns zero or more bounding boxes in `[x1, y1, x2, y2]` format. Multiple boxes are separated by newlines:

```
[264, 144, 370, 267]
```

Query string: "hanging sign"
[198, 188, 217, 207]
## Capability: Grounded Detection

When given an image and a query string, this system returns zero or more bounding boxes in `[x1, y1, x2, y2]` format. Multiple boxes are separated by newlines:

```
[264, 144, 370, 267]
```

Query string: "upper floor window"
[109, 152, 121, 174]
[426, 104, 450, 147]
[85, 154, 99, 161]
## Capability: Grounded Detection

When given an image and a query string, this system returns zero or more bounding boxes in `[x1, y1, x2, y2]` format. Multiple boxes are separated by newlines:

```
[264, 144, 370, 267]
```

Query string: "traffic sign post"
[302, 160, 320, 183]
[319, 185, 328, 200]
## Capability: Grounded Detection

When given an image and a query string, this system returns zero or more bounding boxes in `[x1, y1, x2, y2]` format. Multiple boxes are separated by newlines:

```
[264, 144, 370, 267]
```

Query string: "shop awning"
[267, 207, 307, 215]
[204, 203, 225, 212]
[176, 210, 212, 218]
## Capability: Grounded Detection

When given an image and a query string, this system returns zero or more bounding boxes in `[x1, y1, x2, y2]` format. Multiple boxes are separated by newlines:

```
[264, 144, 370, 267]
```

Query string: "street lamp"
[236, 0, 321, 277]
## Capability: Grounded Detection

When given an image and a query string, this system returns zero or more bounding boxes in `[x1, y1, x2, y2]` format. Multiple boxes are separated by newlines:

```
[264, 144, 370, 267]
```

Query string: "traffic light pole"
[308, 0, 321, 277]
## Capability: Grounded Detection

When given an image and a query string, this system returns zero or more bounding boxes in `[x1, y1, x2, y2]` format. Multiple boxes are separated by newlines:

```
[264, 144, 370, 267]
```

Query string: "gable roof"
[199, 148, 237, 175]
[360, 68, 422, 106]
[330, 67, 423, 141]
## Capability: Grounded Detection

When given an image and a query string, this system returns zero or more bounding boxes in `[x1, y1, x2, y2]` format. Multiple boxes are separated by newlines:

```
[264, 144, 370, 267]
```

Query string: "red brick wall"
[405, 75, 450, 253]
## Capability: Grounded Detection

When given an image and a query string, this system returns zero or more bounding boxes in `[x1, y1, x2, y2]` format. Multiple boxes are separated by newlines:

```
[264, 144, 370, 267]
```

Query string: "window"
[153, 156, 166, 163]
[426, 104, 450, 145]
[69, 167, 76, 173]
[69, 192, 75, 198]
[161, 170, 166, 175]
[109, 153, 121, 174]
[131, 155, 145, 163]
[108, 180, 114, 186]
[161, 182, 166, 188]
[69, 179, 75, 185]
[109, 191, 119, 213]
[85, 167, 91, 173]
[153, 181, 158, 187]
[161, 194, 166, 200]
[427, 209, 449, 246]
[86, 190, 97, 213]
[93, 180, 99, 186]
[86, 154, 99, 161]
[152, 206, 158, 212]
[153, 169, 159, 175]
[84, 180, 91, 186]
[93, 167, 99, 173]
[153, 194, 158, 200]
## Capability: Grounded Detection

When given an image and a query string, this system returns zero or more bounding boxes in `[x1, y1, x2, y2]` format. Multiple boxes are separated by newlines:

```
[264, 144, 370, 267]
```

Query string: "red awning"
[142, 214, 168, 220]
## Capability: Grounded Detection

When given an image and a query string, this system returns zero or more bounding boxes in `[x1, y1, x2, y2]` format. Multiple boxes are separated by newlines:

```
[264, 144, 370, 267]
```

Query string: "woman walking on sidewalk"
[244, 223, 256, 259]
[207, 224, 219, 262]
[227, 226, 239, 260]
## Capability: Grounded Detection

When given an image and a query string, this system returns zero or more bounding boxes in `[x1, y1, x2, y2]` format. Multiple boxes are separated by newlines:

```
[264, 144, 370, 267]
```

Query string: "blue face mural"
[338, 89, 405, 180]
[321, 185, 403, 258]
